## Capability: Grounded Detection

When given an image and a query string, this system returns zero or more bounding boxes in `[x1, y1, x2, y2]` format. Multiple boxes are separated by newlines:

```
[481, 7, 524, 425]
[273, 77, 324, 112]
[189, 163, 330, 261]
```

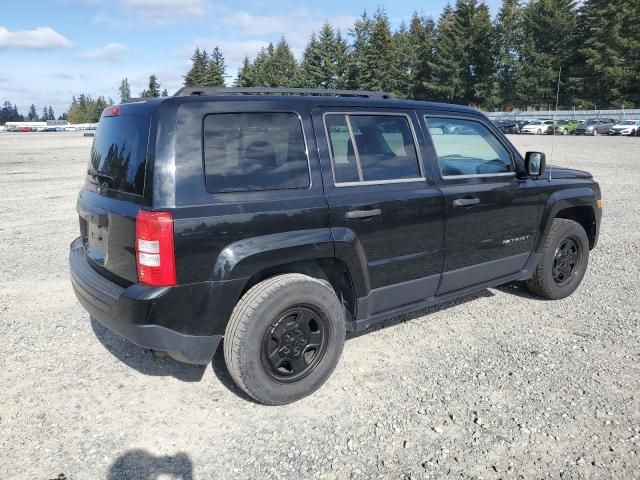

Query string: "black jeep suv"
[70, 87, 602, 405]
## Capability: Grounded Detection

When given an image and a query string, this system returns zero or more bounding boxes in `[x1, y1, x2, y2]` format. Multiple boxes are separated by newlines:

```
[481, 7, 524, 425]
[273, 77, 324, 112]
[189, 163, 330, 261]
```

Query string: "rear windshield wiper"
[87, 168, 114, 184]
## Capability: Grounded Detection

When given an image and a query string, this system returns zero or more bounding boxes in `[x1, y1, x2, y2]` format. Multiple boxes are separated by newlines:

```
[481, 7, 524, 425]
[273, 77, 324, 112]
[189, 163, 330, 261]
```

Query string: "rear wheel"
[526, 219, 589, 300]
[223, 274, 346, 405]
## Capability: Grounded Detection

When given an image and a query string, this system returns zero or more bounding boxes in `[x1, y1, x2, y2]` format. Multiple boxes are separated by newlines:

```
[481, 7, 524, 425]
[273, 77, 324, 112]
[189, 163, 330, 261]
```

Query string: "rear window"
[203, 113, 310, 193]
[89, 115, 150, 195]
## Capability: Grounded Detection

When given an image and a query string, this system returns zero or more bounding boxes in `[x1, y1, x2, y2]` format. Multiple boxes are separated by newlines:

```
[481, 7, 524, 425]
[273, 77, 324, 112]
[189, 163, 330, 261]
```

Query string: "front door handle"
[345, 209, 382, 220]
[452, 197, 480, 208]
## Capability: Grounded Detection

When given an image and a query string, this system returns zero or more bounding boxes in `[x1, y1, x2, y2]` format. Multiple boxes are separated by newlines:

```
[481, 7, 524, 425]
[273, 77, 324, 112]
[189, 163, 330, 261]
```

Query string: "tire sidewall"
[539, 221, 590, 299]
[231, 279, 345, 405]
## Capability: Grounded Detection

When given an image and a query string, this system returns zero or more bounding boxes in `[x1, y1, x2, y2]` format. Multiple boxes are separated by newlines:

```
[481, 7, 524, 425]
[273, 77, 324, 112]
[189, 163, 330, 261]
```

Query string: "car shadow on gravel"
[108, 449, 193, 479]
[90, 318, 206, 382]
[210, 345, 261, 404]
[495, 281, 549, 301]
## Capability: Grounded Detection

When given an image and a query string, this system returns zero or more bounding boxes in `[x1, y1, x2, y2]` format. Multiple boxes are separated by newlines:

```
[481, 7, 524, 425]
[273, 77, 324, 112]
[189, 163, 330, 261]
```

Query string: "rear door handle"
[452, 197, 480, 208]
[345, 209, 382, 220]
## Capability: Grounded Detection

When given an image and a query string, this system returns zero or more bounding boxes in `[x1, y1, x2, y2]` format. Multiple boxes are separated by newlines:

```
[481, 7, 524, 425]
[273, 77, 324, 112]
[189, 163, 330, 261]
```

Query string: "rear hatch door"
[77, 109, 151, 285]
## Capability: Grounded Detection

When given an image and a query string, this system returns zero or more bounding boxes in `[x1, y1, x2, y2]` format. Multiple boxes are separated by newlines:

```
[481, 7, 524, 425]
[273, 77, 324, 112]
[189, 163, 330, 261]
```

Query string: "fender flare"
[536, 187, 597, 253]
[211, 227, 371, 299]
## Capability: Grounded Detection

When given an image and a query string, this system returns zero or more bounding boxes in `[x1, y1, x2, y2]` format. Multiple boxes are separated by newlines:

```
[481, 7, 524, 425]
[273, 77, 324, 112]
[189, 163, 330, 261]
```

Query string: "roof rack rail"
[173, 86, 393, 99]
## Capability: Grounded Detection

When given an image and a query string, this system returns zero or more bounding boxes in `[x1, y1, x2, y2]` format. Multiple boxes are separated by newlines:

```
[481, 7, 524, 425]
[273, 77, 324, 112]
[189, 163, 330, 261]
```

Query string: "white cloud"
[0, 26, 72, 50]
[219, 10, 355, 46]
[81, 42, 127, 61]
[119, 0, 209, 23]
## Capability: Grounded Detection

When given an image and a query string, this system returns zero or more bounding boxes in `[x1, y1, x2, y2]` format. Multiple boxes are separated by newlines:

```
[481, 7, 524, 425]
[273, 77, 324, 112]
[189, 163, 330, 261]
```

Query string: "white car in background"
[520, 119, 556, 135]
[608, 120, 640, 136]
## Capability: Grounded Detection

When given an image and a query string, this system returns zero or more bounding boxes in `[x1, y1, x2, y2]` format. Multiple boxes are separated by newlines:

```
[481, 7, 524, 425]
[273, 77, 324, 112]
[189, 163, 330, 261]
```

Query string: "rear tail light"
[135, 210, 176, 286]
[102, 105, 121, 117]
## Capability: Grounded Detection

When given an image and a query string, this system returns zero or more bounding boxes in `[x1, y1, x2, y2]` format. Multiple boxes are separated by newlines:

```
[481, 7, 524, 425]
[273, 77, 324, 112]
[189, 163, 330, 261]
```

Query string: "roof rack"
[173, 87, 393, 99]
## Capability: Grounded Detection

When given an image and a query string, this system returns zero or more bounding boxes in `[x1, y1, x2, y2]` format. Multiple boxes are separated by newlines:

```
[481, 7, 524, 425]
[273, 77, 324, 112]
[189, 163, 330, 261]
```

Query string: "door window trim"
[423, 113, 517, 180]
[323, 111, 426, 187]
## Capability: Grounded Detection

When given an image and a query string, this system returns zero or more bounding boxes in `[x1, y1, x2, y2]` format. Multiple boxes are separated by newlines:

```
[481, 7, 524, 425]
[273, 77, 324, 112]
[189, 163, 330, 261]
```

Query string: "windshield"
[582, 120, 597, 125]
[618, 121, 635, 125]
[89, 114, 150, 195]
[529, 121, 542, 125]
[557, 120, 570, 125]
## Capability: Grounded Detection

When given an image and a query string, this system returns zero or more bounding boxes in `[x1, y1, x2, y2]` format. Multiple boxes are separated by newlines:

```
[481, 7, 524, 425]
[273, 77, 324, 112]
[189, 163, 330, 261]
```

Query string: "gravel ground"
[1, 132, 639, 480]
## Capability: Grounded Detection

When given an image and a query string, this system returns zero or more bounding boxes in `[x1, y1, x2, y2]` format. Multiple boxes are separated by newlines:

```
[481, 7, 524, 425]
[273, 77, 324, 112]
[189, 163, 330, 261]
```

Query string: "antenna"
[549, 66, 562, 182]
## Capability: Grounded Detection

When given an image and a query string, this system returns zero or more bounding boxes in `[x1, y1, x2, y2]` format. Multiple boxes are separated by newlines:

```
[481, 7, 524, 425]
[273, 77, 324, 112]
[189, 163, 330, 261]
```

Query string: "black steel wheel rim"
[552, 236, 582, 287]
[261, 305, 330, 383]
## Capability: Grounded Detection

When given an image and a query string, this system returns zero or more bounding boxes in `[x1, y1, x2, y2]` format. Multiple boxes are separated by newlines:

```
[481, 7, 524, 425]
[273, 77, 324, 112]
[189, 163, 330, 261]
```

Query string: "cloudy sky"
[0, 0, 501, 117]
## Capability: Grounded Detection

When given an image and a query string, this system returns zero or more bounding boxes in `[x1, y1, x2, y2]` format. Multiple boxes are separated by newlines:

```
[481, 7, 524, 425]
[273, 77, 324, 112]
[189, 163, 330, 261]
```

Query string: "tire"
[593, 129, 598, 136]
[562, 128, 568, 135]
[223, 273, 346, 405]
[537, 129, 542, 135]
[526, 219, 590, 300]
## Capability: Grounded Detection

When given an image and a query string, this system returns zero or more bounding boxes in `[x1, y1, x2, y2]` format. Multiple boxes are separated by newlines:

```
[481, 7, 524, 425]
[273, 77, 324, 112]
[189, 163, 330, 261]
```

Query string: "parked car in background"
[492, 119, 521, 134]
[608, 120, 640, 136]
[520, 119, 555, 135]
[515, 120, 531, 133]
[18, 127, 31, 132]
[575, 118, 616, 136]
[548, 119, 582, 135]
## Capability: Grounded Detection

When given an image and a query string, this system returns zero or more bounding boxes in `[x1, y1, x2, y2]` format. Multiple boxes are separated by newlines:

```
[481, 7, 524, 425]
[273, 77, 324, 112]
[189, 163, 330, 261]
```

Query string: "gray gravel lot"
[1, 132, 639, 479]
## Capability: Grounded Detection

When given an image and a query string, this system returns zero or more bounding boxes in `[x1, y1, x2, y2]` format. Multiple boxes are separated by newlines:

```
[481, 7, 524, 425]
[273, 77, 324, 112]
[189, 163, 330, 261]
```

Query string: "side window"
[425, 117, 513, 177]
[203, 113, 309, 193]
[325, 113, 422, 184]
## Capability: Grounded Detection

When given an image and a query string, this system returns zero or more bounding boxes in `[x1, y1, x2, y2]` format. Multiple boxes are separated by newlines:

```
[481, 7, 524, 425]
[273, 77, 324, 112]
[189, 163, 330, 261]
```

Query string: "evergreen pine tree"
[578, 0, 640, 107]
[119, 78, 131, 103]
[141, 75, 161, 98]
[204, 46, 226, 86]
[235, 55, 256, 86]
[516, 0, 578, 109]
[48, 106, 55, 121]
[299, 33, 324, 87]
[428, 5, 465, 102]
[410, 13, 437, 100]
[184, 48, 208, 86]
[334, 30, 350, 89]
[28, 104, 38, 121]
[161, 89, 169, 97]
[494, 0, 523, 109]
[367, 8, 401, 94]
[347, 11, 374, 90]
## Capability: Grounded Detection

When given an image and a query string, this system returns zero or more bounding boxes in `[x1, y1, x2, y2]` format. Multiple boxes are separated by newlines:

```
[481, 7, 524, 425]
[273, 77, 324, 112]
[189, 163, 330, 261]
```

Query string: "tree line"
[184, 0, 639, 110]
[0, 102, 63, 124]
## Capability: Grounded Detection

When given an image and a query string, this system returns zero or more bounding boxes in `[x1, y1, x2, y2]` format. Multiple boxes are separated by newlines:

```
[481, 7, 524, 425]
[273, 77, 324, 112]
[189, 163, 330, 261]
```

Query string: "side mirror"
[524, 151, 546, 177]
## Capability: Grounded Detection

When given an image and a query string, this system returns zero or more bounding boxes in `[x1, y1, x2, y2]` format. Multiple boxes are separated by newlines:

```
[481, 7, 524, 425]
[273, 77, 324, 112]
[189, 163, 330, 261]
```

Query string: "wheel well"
[555, 206, 596, 249]
[241, 259, 357, 325]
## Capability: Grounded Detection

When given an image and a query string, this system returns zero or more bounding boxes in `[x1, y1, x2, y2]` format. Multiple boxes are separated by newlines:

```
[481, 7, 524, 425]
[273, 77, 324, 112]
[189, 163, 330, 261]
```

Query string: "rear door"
[421, 113, 540, 294]
[312, 107, 444, 316]
[77, 109, 151, 284]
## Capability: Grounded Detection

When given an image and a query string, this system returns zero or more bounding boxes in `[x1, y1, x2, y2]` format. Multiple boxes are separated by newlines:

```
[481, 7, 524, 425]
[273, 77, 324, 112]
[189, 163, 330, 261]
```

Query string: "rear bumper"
[69, 237, 221, 364]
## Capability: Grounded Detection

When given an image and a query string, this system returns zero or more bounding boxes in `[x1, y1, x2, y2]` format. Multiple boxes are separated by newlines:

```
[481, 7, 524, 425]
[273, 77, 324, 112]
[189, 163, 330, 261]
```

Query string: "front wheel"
[537, 129, 542, 135]
[223, 274, 346, 405]
[593, 129, 598, 136]
[562, 128, 568, 135]
[526, 219, 590, 300]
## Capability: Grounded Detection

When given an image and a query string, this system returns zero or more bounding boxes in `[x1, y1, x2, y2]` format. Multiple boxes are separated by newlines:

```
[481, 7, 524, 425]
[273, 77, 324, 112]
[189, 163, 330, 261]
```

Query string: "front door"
[312, 108, 445, 316]
[422, 113, 540, 295]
